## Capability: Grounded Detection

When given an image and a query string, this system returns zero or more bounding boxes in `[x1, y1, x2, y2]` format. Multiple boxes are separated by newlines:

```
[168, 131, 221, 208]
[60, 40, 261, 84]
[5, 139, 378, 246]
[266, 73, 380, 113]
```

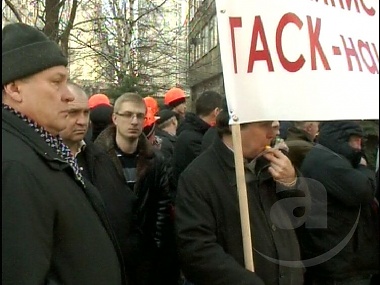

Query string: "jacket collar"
[211, 134, 272, 187]
[3, 109, 64, 162]
[177, 112, 210, 135]
[2, 108, 77, 176]
[95, 125, 155, 158]
[155, 129, 177, 142]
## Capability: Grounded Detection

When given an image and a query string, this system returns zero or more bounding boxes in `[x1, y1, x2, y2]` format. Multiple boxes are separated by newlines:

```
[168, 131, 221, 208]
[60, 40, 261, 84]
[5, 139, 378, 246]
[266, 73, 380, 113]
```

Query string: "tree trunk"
[44, 0, 63, 42]
[60, 0, 78, 56]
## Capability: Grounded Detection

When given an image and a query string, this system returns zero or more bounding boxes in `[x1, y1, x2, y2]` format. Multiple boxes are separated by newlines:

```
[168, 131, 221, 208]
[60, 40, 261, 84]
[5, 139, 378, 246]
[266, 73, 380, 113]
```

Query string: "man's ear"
[112, 113, 118, 125]
[214, 107, 221, 118]
[305, 123, 312, 132]
[3, 82, 23, 103]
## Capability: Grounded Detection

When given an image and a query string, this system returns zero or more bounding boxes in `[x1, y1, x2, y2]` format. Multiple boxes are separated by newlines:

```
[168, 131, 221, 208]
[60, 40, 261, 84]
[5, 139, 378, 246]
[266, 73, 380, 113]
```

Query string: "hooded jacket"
[300, 121, 379, 281]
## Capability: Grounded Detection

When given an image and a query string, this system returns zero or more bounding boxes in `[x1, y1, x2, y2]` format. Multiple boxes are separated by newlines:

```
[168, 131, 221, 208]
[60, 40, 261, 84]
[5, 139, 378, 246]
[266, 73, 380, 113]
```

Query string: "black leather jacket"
[95, 126, 173, 249]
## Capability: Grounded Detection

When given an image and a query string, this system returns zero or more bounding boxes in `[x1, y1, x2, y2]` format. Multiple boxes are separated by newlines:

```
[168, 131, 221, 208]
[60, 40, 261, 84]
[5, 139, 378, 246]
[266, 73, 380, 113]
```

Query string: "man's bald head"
[60, 82, 90, 152]
[67, 82, 88, 100]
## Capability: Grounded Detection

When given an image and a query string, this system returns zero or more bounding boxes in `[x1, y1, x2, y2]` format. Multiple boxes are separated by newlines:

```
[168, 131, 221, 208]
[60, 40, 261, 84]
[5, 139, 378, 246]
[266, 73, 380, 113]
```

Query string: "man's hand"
[263, 148, 296, 184]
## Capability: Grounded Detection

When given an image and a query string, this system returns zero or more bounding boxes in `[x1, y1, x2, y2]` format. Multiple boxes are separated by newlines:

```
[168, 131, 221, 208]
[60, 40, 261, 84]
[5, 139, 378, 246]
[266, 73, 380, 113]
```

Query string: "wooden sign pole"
[231, 124, 255, 272]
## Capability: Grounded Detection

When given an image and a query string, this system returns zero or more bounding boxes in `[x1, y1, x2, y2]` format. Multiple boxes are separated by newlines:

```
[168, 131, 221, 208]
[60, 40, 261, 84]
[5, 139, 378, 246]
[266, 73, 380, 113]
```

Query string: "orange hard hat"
[88, 94, 111, 109]
[144, 96, 159, 115]
[144, 108, 158, 128]
[164, 87, 186, 106]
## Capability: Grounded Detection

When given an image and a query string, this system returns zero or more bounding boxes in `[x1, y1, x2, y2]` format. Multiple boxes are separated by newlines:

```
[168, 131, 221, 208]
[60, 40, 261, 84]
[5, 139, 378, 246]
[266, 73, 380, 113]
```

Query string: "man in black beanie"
[2, 23, 123, 285]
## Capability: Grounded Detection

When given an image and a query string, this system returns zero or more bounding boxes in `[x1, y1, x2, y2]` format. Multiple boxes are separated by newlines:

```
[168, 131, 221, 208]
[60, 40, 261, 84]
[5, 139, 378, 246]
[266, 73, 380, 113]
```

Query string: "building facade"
[187, 0, 224, 104]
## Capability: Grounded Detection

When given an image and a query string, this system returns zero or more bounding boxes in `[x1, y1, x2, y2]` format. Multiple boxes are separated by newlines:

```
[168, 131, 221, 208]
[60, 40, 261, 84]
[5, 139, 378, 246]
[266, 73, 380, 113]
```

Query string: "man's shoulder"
[84, 139, 109, 156]
[2, 128, 38, 161]
[176, 128, 203, 147]
[286, 139, 314, 148]
[181, 147, 217, 176]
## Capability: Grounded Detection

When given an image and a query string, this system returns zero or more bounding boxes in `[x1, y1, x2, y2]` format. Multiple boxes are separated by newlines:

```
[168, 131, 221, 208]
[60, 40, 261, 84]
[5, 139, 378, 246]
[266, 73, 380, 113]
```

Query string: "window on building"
[189, 44, 195, 65]
[190, 0, 195, 20]
[209, 19, 214, 50]
[203, 25, 209, 54]
[212, 16, 218, 48]
[195, 33, 202, 61]
[199, 28, 204, 56]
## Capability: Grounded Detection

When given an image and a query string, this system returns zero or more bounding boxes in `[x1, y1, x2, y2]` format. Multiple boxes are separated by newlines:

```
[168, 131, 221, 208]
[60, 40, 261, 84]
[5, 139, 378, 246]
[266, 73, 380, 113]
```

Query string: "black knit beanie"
[2, 23, 68, 86]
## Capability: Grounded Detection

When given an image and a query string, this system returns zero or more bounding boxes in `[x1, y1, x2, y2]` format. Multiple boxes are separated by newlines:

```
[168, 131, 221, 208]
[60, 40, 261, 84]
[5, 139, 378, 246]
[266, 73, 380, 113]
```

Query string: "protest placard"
[216, 0, 379, 123]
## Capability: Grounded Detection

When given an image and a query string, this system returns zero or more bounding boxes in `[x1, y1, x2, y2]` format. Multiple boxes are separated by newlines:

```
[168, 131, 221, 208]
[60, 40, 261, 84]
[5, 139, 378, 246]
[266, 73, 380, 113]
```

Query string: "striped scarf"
[3, 104, 85, 187]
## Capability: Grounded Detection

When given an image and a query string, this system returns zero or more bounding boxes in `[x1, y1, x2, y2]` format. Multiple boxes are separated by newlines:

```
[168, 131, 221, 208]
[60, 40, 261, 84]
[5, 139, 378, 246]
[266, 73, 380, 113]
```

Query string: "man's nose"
[77, 113, 88, 125]
[63, 85, 74, 102]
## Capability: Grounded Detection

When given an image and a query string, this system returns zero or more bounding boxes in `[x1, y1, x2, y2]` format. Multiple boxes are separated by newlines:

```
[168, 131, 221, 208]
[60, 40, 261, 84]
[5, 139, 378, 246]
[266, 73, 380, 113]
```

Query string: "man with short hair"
[2, 23, 122, 285]
[95, 92, 176, 285]
[172, 90, 223, 185]
[59, 83, 138, 284]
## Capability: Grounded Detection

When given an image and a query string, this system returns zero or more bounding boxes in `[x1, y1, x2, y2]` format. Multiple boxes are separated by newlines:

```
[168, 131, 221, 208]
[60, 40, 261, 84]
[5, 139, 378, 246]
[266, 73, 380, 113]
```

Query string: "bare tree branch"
[4, 0, 23, 22]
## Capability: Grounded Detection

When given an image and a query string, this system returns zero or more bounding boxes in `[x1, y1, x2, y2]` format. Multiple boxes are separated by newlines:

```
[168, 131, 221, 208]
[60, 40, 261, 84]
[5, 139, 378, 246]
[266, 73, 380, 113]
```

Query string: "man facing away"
[172, 90, 223, 186]
[95, 92, 177, 285]
[285, 121, 319, 169]
[175, 99, 305, 285]
[155, 109, 178, 161]
[2, 23, 122, 284]
[59, 83, 138, 284]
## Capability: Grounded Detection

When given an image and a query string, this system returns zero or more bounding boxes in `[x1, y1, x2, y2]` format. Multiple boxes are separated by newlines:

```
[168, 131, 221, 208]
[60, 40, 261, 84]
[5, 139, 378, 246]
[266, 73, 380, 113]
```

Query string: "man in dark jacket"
[172, 90, 223, 186]
[2, 23, 122, 284]
[95, 92, 177, 285]
[175, 101, 305, 285]
[299, 121, 379, 285]
[59, 83, 138, 284]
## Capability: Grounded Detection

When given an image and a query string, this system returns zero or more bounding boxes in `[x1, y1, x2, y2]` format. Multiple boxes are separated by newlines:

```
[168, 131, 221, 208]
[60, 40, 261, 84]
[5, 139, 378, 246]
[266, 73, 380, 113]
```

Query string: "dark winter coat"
[300, 121, 379, 281]
[76, 139, 138, 278]
[175, 135, 304, 285]
[2, 109, 122, 285]
[95, 126, 176, 285]
[201, 126, 218, 151]
[173, 112, 211, 185]
[285, 127, 315, 169]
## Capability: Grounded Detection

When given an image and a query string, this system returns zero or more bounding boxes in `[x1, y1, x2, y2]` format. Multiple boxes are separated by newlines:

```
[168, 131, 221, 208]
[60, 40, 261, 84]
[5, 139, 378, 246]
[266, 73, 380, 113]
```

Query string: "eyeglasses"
[115, 111, 145, 121]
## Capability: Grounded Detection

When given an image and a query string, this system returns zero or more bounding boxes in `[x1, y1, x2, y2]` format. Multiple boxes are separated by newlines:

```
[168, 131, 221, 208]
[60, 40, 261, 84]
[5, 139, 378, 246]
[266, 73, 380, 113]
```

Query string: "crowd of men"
[3, 23, 379, 285]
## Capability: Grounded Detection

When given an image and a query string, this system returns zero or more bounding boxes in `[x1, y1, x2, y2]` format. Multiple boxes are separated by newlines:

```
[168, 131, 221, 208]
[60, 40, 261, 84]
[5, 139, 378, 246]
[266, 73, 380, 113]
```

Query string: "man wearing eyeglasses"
[95, 92, 176, 285]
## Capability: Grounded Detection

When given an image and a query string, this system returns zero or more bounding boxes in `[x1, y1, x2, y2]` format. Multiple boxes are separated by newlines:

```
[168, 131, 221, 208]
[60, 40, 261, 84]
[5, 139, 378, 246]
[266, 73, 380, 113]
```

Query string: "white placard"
[215, 0, 379, 123]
